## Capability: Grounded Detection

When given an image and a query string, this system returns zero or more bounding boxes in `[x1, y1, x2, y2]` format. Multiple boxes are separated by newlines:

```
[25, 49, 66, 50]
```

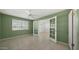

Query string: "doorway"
[38, 16, 57, 42]
[33, 21, 38, 36]
[38, 19, 50, 39]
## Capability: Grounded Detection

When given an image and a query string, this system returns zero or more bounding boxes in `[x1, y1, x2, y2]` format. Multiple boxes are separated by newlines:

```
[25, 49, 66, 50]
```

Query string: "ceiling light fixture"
[26, 9, 35, 19]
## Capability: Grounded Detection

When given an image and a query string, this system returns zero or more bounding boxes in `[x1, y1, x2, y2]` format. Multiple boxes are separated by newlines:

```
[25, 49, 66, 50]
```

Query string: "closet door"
[50, 16, 57, 43]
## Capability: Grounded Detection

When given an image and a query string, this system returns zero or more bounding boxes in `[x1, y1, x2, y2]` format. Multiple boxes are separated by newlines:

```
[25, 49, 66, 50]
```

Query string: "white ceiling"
[0, 9, 65, 20]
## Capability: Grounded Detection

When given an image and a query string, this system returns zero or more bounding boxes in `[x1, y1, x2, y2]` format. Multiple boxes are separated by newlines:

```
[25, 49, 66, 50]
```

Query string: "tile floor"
[0, 34, 69, 50]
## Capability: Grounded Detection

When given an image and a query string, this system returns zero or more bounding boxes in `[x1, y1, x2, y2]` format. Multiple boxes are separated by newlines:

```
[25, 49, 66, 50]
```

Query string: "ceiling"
[0, 9, 65, 20]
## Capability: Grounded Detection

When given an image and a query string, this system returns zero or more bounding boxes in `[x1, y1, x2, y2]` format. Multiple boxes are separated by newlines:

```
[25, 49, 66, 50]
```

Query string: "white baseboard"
[49, 38, 57, 43]
[0, 34, 32, 42]
[49, 38, 68, 46]
[57, 41, 68, 46]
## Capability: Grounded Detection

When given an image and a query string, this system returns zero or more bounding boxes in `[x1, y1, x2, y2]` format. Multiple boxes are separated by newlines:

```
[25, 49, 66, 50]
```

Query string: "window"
[12, 19, 29, 31]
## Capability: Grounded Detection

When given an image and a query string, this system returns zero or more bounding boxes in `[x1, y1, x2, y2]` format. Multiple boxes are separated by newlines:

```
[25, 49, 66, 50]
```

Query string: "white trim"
[68, 10, 78, 50]
[37, 21, 39, 37]
[68, 10, 73, 49]
[33, 21, 34, 36]
[48, 16, 57, 43]
[57, 41, 69, 46]
[0, 34, 32, 42]
[73, 9, 78, 49]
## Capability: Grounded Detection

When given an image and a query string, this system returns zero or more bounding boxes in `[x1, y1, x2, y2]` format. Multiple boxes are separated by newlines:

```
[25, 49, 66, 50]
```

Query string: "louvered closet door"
[50, 16, 57, 43]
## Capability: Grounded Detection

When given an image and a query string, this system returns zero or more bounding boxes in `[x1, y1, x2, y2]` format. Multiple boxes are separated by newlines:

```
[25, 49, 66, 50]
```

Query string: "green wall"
[57, 13, 68, 43]
[0, 14, 1, 38]
[0, 14, 33, 39]
[36, 10, 70, 43]
[76, 10, 79, 49]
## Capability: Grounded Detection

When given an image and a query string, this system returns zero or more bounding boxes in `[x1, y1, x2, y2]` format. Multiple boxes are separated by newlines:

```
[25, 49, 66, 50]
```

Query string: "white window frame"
[12, 19, 29, 31]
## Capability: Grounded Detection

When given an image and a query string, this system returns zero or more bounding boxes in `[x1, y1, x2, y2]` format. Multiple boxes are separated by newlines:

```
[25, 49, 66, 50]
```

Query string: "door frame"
[33, 20, 38, 36]
[38, 19, 50, 38]
[48, 16, 57, 43]
[68, 10, 73, 49]
[68, 9, 78, 50]
[73, 9, 78, 50]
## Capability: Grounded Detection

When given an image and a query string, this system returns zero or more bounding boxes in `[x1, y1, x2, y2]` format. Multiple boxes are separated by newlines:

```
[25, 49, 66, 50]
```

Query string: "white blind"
[12, 19, 29, 31]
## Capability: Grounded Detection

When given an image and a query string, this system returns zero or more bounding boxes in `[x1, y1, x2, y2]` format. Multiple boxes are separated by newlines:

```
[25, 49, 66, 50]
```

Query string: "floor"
[0, 34, 69, 50]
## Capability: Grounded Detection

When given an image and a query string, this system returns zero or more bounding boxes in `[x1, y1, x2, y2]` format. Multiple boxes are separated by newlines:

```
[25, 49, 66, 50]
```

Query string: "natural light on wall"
[12, 19, 29, 31]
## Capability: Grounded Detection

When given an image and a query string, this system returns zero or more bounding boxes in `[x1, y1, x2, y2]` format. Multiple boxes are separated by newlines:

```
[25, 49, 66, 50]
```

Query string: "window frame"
[12, 19, 29, 31]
